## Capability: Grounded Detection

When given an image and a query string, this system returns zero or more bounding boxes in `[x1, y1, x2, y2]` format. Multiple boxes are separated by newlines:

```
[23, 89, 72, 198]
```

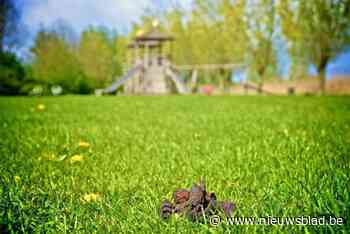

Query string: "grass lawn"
[0, 96, 349, 233]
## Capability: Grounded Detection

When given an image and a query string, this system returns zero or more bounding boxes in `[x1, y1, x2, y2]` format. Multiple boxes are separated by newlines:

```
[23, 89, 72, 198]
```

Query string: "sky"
[19, 0, 192, 34]
[16, 0, 350, 78]
[16, 0, 192, 59]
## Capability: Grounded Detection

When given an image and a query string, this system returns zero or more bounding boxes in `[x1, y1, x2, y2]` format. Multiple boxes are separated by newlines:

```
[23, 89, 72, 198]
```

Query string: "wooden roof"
[134, 28, 174, 42]
[127, 40, 162, 49]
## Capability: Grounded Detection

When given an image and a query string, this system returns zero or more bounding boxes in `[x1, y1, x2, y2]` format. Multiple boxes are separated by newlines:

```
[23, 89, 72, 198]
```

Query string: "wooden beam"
[174, 63, 244, 71]
[243, 81, 274, 95]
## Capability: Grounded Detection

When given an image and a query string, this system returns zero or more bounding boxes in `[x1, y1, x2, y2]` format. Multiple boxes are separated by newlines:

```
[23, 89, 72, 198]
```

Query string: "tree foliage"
[78, 28, 115, 89]
[31, 30, 90, 94]
[278, 0, 350, 93]
[0, 51, 25, 94]
[245, 0, 277, 89]
[3, 0, 350, 95]
[0, 0, 27, 95]
[29, 26, 124, 94]
[0, 0, 22, 52]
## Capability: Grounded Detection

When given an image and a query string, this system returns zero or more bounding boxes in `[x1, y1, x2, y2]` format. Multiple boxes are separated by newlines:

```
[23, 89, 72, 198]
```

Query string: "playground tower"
[104, 21, 188, 95]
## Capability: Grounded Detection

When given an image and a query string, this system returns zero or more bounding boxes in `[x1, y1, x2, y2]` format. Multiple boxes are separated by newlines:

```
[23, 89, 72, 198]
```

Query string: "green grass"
[0, 96, 349, 233]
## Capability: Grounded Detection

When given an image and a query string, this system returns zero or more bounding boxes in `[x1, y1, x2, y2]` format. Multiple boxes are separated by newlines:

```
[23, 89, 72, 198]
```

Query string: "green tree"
[218, 0, 248, 64]
[0, 0, 18, 52]
[246, 0, 277, 92]
[78, 28, 115, 88]
[187, 1, 216, 66]
[166, 9, 192, 65]
[31, 30, 88, 93]
[0, 0, 27, 95]
[278, 0, 350, 94]
[0, 51, 25, 95]
[217, 0, 248, 89]
[113, 35, 128, 77]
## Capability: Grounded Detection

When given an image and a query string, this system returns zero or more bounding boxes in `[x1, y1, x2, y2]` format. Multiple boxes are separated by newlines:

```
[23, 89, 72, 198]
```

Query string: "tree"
[245, 0, 278, 92]
[217, 0, 249, 89]
[0, 0, 20, 52]
[187, 1, 216, 66]
[0, 51, 25, 95]
[113, 35, 127, 77]
[31, 30, 89, 93]
[278, 0, 350, 94]
[0, 1, 27, 95]
[218, 0, 248, 64]
[78, 28, 115, 89]
[166, 9, 192, 65]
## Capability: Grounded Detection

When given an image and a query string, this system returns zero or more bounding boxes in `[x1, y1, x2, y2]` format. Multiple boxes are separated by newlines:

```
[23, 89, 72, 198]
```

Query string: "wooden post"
[191, 69, 198, 93]
[135, 44, 139, 65]
[144, 42, 149, 68]
[169, 41, 173, 61]
[129, 47, 133, 68]
[219, 78, 225, 93]
[219, 69, 225, 94]
[149, 46, 153, 66]
[163, 42, 167, 64]
[159, 43, 163, 65]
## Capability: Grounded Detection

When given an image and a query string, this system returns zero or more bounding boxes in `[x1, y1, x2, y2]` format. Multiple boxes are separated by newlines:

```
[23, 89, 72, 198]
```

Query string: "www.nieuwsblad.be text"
[209, 215, 345, 226]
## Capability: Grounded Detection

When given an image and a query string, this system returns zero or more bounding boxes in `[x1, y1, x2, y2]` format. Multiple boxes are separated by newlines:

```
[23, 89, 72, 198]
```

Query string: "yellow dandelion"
[14, 175, 21, 184]
[78, 141, 90, 148]
[81, 193, 101, 203]
[46, 153, 56, 161]
[70, 154, 84, 163]
[37, 104, 46, 111]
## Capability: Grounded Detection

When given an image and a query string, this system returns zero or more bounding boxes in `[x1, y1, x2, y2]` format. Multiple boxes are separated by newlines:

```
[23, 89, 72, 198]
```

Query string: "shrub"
[0, 52, 26, 95]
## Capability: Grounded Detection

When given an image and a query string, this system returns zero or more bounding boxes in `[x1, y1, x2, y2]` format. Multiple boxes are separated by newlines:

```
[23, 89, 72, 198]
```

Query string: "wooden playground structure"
[104, 21, 268, 95]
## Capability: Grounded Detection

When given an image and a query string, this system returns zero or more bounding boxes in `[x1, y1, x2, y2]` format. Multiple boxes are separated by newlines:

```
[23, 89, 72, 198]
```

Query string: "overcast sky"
[17, 0, 350, 77]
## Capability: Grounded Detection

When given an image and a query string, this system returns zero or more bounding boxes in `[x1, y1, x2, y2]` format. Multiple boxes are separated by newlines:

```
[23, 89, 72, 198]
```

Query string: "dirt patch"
[229, 76, 350, 95]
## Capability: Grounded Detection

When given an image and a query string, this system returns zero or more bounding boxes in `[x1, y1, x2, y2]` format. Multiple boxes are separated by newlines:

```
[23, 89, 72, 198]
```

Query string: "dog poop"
[160, 179, 235, 221]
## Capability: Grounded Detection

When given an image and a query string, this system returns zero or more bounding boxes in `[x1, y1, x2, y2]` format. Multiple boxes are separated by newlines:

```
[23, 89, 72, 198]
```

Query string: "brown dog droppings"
[160, 200, 173, 219]
[160, 179, 236, 222]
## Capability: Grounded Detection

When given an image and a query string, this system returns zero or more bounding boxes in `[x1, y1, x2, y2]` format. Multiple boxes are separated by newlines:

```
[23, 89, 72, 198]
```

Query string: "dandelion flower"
[14, 176, 21, 183]
[37, 104, 46, 111]
[70, 155, 84, 163]
[78, 141, 90, 148]
[81, 193, 101, 203]
[46, 154, 56, 161]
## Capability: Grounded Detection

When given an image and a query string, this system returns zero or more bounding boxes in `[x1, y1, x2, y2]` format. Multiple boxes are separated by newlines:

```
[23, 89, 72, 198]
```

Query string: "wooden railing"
[174, 63, 244, 71]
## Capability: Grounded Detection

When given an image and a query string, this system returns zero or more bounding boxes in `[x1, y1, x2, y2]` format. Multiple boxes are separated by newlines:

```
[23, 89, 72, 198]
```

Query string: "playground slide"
[165, 68, 188, 94]
[104, 64, 143, 93]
